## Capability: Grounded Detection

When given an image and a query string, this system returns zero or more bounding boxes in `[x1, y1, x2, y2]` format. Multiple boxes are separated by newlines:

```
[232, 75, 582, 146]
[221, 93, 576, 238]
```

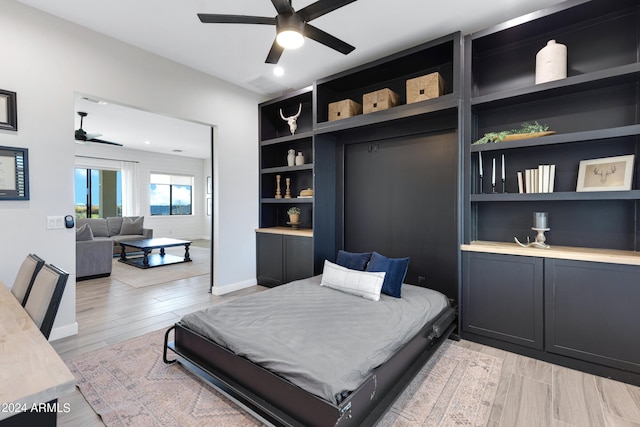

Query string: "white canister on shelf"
[287, 149, 295, 166]
[295, 152, 305, 165]
[535, 40, 567, 84]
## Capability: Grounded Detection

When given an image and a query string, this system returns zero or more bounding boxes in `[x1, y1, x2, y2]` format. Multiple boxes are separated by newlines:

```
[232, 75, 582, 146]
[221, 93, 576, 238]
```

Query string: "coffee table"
[118, 238, 192, 269]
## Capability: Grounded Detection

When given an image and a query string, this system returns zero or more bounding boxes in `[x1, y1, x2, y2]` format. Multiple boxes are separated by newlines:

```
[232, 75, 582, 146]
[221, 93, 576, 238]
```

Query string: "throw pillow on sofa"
[76, 223, 94, 241]
[120, 216, 144, 235]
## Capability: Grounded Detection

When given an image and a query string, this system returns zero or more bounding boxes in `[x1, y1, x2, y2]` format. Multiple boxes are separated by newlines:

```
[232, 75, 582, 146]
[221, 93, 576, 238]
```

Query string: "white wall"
[0, 0, 262, 339]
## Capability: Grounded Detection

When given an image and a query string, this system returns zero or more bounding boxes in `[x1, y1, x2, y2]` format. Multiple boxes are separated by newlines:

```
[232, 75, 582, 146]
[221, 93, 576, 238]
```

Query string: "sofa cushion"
[76, 223, 94, 241]
[76, 218, 109, 237]
[106, 217, 124, 236]
[120, 216, 144, 235]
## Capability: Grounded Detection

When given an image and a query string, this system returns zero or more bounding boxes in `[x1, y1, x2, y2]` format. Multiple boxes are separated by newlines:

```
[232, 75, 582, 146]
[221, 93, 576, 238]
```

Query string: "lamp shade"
[276, 30, 304, 49]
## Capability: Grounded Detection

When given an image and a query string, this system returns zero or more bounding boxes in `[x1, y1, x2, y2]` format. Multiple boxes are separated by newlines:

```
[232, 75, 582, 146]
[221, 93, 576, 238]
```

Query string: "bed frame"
[163, 301, 456, 427]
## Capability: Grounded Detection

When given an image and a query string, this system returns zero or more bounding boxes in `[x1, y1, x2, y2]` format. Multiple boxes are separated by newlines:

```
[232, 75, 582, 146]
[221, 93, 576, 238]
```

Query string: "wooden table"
[118, 237, 192, 269]
[0, 282, 75, 426]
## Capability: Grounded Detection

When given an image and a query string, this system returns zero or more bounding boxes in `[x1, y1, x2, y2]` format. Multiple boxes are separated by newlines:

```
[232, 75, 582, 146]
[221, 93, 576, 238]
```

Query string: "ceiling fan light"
[276, 30, 304, 49]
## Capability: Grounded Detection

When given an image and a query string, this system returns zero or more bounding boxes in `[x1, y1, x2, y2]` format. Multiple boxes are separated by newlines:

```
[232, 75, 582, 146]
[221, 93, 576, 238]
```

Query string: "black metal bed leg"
[163, 325, 177, 364]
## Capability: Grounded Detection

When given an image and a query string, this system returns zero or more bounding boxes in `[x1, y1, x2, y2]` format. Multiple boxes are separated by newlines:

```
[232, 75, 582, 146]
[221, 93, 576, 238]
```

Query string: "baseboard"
[49, 322, 79, 341]
[210, 278, 257, 296]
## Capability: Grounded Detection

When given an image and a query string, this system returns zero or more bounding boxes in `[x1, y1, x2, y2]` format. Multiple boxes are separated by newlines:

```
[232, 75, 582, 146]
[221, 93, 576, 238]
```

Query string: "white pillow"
[320, 260, 386, 301]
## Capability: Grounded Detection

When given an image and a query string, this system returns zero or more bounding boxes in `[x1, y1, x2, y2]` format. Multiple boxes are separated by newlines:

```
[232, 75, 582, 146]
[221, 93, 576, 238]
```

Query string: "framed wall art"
[0, 90, 17, 131]
[576, 154, 635, 192]
[0, 146, 29, 200]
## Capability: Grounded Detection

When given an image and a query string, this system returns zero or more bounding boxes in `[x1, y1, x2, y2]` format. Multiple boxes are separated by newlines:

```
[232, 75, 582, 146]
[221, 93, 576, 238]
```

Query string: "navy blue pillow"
[366, 252, 409, 298]
[335, 250, 372, 271]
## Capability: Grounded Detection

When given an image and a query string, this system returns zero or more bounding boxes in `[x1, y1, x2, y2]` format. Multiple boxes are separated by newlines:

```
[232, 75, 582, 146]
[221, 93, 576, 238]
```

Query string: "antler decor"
[593, 165, 617, 183]
[280, 103, 302, 135]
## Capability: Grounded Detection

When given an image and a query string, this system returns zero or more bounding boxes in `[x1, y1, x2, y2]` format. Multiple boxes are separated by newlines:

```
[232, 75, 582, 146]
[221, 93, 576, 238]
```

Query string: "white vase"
[287, 149, 295, 167]
[295, 152, 304, 165]
[535, 40, 567, 84]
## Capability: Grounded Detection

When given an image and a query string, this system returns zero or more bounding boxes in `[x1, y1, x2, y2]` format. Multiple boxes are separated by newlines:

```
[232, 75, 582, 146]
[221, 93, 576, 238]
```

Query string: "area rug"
[66, 329, 503, 427]
[109, 246, 210, 288]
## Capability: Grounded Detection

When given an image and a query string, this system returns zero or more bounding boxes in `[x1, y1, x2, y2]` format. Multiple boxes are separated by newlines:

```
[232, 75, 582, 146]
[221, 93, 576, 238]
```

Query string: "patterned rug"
[66, 330, 503, 426]
[109, 246, 210, 288]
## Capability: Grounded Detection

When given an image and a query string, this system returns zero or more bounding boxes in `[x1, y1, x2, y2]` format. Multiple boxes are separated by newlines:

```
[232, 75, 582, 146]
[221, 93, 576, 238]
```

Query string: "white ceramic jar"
[535, 40, 567, 84]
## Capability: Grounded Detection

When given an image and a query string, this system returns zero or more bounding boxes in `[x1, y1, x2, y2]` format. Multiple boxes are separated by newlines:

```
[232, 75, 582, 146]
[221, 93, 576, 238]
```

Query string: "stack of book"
[517, 165, 556, 193]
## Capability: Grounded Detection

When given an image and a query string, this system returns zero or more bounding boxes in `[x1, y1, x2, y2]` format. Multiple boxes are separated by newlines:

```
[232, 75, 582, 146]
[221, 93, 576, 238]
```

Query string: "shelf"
[260, 130, 314, 146]
[261, 198, 314, 204]
[471, 63, 640, 110]
[261, 164, 313, 174]
[470, 125, 640, 152]
[461, 240, 640, 266]
[314, 96, 459, 135]
[256, 227, 313, 238]
[470, 190, 640, 202]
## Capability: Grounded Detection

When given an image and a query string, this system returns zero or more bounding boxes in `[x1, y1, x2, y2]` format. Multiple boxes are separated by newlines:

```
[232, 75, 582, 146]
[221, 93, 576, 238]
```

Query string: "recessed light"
[172, 149, 183, 153]
[273, 67, 284, 77]
[144, 140, 151, 145]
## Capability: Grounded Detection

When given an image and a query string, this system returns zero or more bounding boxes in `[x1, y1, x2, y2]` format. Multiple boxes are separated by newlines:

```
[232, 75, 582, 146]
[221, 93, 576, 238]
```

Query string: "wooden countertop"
[256, 227, 313, 237]
[0, 282, 75, 420]
[461, 241, 640, 266]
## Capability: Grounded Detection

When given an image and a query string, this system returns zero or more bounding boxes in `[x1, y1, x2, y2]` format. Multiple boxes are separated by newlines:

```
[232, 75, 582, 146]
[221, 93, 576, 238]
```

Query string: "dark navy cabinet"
[256, 231, 313, 287]
[462, 252, 543, 350]
[545, 259, 640, 375]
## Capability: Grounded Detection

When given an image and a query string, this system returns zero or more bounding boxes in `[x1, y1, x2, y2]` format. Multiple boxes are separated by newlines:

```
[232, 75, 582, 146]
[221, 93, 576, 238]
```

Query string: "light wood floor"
[52, 263, 640, 426]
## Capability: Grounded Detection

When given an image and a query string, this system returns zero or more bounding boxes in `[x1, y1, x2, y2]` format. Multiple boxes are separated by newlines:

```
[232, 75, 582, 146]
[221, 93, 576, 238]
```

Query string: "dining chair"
[24, 264, 69, 339]
[10, 253, 45, 306]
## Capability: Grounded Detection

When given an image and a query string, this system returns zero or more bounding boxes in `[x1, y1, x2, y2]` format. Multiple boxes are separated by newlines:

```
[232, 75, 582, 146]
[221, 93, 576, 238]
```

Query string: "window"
[75, 168, 122, 218]
[150, 173, 193, 216]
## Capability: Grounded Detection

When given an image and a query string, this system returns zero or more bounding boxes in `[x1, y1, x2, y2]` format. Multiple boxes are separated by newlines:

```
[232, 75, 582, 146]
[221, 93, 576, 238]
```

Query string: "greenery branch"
[287, 207, 301, 215]
[472, 121, 550, 145]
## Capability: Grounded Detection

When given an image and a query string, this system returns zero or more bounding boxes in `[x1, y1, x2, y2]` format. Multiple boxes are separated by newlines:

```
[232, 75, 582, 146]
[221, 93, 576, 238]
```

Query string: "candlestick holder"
[479, 174, 483, 194]
[502, 178, 506, 193]
[514, 227, 551, 249]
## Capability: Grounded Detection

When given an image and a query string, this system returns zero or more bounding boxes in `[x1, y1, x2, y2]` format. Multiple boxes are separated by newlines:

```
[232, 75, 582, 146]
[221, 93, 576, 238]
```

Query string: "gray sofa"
[76, 216, 153, 255]
[75, 216, 153, 280]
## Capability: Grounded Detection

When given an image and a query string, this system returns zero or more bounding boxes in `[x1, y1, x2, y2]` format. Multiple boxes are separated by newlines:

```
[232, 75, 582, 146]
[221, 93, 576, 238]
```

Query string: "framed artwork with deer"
[576, 154, 635, 192]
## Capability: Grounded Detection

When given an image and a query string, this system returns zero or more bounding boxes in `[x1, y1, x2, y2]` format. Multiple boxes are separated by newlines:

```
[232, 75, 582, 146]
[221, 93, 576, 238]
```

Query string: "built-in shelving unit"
[257, 32, 463, 297]
[464, 0, 640, 252]
[461, 0, 640, 386]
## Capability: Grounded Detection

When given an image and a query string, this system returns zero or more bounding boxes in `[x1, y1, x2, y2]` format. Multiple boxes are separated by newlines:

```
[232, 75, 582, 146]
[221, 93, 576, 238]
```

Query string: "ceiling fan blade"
[198, 14, 275, 25]
[271, 0, 294, 15]
[88, 138, 123, 147]
[265, 39, 285, 64]
[297, 0, 358, 22]
[303, 24, 355, 55]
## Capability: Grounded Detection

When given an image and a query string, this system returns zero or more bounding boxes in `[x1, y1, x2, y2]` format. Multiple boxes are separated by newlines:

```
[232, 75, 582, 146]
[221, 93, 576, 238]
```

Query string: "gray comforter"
[180, 275, 449, 404]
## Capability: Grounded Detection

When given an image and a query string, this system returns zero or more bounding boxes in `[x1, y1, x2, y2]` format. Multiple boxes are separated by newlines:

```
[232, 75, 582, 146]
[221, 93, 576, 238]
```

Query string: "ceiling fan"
[74, 112, 122, 146]
[198, 0, 357, 64]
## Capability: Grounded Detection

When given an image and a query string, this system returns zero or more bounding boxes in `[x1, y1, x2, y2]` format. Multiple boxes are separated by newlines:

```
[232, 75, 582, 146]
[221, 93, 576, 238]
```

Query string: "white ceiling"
[73, 94, 212, 159]
[20, 0, 566, 157]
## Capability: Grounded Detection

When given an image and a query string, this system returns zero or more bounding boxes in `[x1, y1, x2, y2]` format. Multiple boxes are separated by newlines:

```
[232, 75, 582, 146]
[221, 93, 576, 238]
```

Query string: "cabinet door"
[256, 233, 283, 287]
[545, 259, 640, 374]
[284, 235, 313, 282]
[462, 252, 544, 349]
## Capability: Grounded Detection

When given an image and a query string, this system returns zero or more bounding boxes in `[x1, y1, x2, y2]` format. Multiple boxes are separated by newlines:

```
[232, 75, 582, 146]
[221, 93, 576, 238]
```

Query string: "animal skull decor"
[280, 104, 302, 135]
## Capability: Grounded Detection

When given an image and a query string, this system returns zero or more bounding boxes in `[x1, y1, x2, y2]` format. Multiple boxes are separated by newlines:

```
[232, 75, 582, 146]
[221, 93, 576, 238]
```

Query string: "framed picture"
[576, 154, 634, 192]
[0, 90, 17, 131]
[206, 197, 211, 216]
[207, 176, 212, 194]
[0, 146, 29, 200]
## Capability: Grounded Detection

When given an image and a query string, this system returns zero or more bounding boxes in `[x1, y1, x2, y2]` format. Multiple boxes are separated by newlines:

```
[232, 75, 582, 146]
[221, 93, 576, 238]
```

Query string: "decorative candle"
[492, 158, 496, 186]
[501, 154, 505, 180]
[533, 212, 548, 229]
[479, 151, 483, 176]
